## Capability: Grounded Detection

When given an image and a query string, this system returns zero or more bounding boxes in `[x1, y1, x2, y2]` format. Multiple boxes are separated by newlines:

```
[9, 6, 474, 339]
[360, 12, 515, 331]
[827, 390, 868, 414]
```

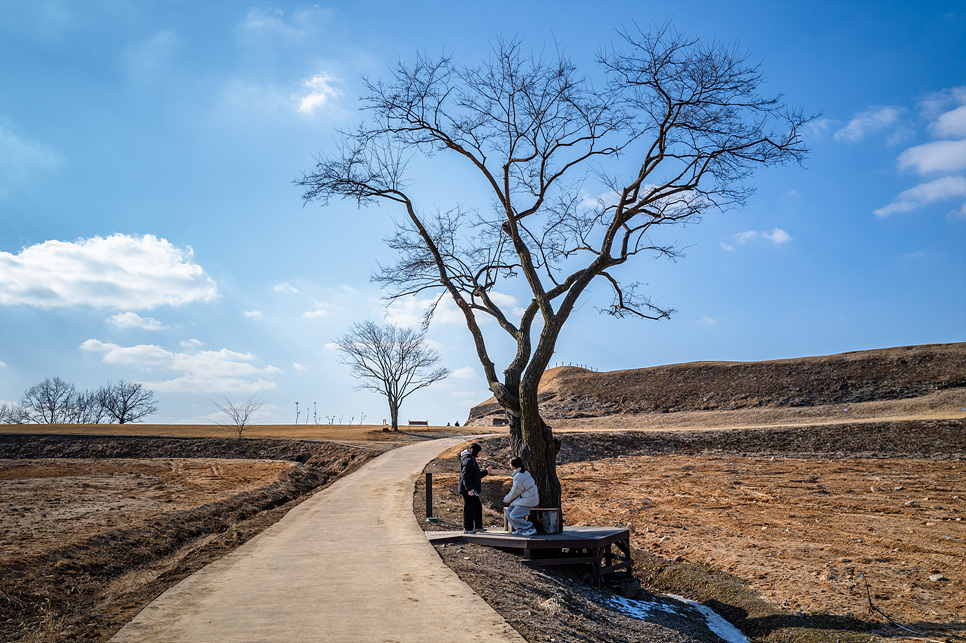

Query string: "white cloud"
[0, 360, 6, 368]
[293, 363, 307, 371]
[81, 339, 277, 394]
[274, 282, 299, 294]
[730, 228, 792, 247]
[450, 366, 476, 379]
[877, 87, 966, 218]
[108, 312, 167, 331]
[874, 175, 966, 217]
[698, 316, 716, 327]
[244, 310, 263, 319]
[0, 125, 63, 194]
[297, 73, 342, 115]
[0, 234, 217, 309]
[897, 140, 966, 174]
[835, 106, 906, 142]
[931, 104, 966, 139]
[720, 242, 736, 252]
[762, 228, 792, 244]
[303, 308, 328, 318]
[803, 118, 836, 140]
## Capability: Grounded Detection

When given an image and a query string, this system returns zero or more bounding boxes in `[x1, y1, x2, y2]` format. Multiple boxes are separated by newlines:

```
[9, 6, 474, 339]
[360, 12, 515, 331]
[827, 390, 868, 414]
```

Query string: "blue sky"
[1, 1, 964, 425]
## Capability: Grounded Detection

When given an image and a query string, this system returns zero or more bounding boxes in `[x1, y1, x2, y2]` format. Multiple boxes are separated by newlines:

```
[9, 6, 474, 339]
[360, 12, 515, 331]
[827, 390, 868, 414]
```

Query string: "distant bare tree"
[215, 394, 265, 439]
[20, 377, 78, 424]
[299, 25, 810, 517]
[100, 380, 158, 424]
[0, 403, 25, 424]
[334, 321, 449, 431]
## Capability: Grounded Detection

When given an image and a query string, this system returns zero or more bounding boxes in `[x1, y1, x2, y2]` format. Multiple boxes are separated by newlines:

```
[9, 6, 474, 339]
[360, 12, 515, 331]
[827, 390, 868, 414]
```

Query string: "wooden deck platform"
[427, 526, 632, 585]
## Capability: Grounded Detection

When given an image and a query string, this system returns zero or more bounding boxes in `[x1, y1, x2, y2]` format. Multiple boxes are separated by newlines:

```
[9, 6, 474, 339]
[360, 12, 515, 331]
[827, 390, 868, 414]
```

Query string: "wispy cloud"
[698, 316, 716, 327]
[897, 140, 966, 174]
[0, 234, 218, 309]
[303, 308, 328, 318]
[874, 176, 966, 218]
[876, 86, 966, 218]
[0, 125, 63, 195]
[274, 282, 299, 294]
[244, 310, 263, 319]
[108, 312, 167, 331]
[297, 73, 342, 115]
[834, 106, 906, 143]
[725, 228, 792, 249]
[450, 366, 477, 379]
[123, 30, 181, 83]
[81, 339, 277, 393]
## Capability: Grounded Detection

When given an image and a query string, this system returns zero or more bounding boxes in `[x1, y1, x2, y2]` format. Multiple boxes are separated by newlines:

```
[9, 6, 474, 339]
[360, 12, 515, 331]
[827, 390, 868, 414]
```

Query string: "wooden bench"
[408, 420, 429, 427]
[504, 507, 562, 534]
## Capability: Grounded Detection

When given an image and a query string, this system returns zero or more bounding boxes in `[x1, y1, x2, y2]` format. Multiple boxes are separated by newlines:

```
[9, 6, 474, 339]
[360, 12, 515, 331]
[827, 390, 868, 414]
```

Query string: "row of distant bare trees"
[0, 377, 158, 425]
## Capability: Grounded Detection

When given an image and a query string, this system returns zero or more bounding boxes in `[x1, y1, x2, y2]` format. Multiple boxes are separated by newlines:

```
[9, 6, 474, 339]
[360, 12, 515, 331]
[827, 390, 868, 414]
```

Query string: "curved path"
[110, 437, 525, 643]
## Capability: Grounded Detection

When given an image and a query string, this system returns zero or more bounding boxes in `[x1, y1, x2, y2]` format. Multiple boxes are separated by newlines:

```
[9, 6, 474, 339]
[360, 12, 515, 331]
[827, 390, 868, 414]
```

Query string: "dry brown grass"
[0, 423, 501, 442]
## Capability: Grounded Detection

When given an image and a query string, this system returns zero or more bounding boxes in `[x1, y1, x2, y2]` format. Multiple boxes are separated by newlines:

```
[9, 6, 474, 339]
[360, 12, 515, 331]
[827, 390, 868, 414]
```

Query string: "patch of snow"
[604, 593, 682, 619]
[667, 594, 751, 643]
[604, 593, 751, 643]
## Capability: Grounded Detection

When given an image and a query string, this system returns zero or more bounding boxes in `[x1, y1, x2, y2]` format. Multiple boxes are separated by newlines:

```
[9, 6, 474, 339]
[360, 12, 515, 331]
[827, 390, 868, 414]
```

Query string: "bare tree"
[298, 25, 810, 523]
[0, 402, 25, 424]
[215, 394, 265, 439]
[333, 321, 449, 431]
[73, 388, 110, 424]
[100, 380, 159, 424]
[19, 377, 78, 424]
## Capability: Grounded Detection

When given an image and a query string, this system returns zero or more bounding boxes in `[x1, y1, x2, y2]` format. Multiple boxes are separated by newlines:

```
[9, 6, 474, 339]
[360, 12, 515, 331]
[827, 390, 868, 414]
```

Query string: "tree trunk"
[509, 395, 561, 533]
[390, 402, 399, 432]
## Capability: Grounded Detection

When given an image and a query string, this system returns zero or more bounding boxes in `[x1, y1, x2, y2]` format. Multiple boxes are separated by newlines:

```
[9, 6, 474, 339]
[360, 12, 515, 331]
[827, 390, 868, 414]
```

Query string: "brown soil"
[417, 421, 966, 643]
[1, 435, 376, 642]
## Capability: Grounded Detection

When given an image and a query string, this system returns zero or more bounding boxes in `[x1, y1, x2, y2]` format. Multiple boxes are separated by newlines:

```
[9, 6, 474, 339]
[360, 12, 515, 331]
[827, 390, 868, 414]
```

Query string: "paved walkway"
[110, 437, 525, 643]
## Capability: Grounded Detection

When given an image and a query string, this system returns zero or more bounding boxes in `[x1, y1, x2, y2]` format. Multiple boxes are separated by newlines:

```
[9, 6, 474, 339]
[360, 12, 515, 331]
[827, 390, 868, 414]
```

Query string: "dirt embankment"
[1, 435, 374, 643]
[467, 343, 966, 425]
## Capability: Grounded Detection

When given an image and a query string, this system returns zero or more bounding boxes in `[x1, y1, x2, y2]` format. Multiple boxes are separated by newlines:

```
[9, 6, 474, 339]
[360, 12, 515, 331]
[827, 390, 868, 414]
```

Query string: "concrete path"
[110, 438, 525, 643]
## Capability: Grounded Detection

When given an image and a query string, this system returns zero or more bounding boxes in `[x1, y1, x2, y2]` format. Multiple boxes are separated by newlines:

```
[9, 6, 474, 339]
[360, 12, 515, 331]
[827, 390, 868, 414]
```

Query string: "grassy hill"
[466, 342, 966, 426]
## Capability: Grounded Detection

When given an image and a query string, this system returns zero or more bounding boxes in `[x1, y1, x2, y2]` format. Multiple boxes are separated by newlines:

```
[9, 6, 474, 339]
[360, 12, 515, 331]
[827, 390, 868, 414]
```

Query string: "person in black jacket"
[457, 442, 492, 533]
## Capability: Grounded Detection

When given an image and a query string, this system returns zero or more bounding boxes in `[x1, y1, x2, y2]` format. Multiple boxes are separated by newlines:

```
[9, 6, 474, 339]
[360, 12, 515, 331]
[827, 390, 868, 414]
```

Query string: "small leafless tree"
[298, 24, 811, 515]
[100, 380, 159, 424]
[333, 321, 449, 431]
[215, 394, 265, 439]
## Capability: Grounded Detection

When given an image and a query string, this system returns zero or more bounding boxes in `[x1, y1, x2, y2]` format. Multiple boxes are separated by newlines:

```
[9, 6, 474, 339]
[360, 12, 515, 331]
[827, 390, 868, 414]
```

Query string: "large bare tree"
[298, 25, 810, 527]
[99, 380, 158, 424]
[334, 321, 449, 431]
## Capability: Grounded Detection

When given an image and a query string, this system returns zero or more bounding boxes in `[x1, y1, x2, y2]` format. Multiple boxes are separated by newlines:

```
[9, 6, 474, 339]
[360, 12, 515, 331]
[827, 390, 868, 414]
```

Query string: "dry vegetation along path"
[109, 436, 524, 643]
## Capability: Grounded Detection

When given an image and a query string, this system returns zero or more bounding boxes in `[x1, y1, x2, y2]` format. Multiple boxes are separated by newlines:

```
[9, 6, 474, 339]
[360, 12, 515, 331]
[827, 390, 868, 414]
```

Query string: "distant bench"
[408, 420, 429, 427]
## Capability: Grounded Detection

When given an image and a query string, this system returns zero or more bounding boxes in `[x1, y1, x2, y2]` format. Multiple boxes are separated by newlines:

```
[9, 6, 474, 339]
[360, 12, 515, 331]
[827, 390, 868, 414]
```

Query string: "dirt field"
[0, 435, 376, 642]
[562, 455, 964, 631]
[419, 421, 966, 642]
[0, 458, 297, 562]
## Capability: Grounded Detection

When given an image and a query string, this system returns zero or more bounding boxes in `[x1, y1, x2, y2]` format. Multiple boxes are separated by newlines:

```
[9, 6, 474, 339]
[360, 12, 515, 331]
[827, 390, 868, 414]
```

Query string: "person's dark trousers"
[462, 493, 483, 530]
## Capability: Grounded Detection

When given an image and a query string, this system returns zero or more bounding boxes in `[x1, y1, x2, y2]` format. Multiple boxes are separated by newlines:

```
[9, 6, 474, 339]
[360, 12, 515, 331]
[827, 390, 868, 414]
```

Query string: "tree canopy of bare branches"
[99, 380, 159, 424]
[9, 377, 158, 425]
[298, 24, 811, 517]
[334, 321, 449, 431]
[214, 394, 265, 439]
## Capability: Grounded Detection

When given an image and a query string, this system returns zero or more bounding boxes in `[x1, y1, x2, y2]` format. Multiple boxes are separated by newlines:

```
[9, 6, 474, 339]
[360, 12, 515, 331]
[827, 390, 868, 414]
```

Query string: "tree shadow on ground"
[708, 599, 965, 642]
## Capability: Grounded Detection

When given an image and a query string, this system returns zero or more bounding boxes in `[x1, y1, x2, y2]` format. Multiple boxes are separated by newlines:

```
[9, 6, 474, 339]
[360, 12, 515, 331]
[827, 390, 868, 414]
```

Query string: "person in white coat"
[503, 457, 539, 536]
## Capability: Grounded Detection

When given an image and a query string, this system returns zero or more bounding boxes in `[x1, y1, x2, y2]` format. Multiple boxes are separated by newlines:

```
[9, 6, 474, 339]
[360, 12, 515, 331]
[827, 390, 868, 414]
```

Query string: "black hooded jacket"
[457, 449, 488, 496]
